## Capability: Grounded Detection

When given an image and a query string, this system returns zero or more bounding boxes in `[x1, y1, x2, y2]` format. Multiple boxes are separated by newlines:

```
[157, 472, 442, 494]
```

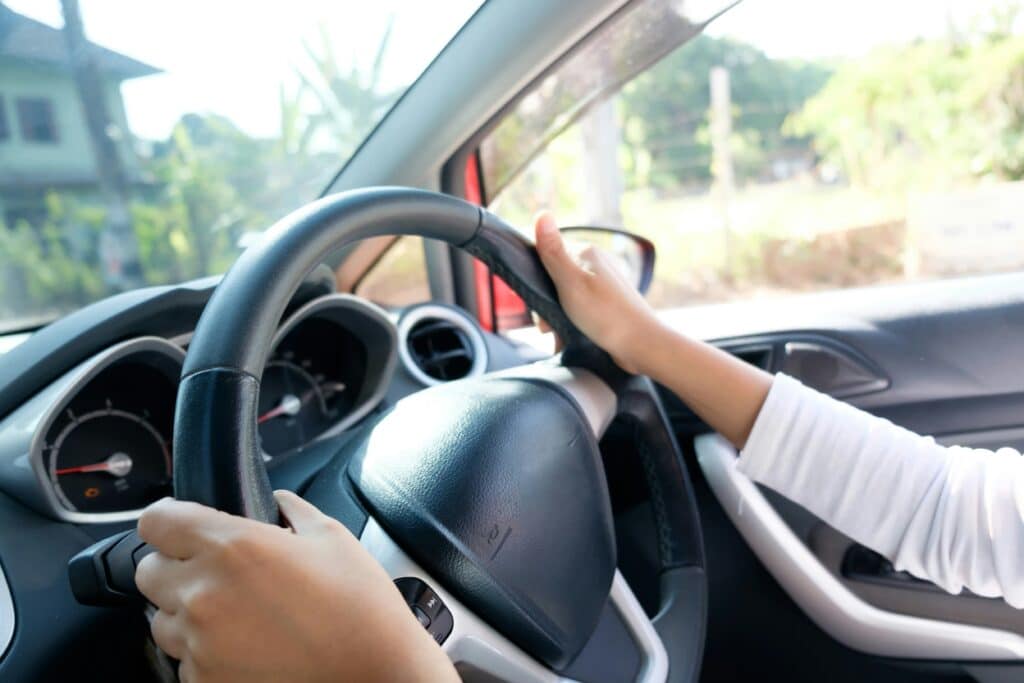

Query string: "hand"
[135, 492, 459, 683]
[534, 212, 662, 374]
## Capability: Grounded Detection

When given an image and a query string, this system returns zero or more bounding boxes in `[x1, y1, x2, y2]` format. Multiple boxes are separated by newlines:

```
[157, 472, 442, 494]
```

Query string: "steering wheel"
[74, 187, 707, 683]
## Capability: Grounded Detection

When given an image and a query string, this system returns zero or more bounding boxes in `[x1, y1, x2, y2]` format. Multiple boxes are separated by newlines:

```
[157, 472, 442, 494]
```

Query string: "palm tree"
[291, 18, 401, 154]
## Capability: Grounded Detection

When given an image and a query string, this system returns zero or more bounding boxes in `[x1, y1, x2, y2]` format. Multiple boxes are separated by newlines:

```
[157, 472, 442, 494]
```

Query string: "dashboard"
[0, 270, 544, 680]
[0, 293, 402, 523]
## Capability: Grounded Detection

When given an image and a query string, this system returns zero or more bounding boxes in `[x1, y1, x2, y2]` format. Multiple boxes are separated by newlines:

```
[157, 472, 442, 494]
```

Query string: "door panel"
[658, 272, 1024, 682]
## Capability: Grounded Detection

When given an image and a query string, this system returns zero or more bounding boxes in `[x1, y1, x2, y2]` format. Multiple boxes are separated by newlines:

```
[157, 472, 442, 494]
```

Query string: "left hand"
[534, 212, 659, 373]
[135, 491, 459, 683]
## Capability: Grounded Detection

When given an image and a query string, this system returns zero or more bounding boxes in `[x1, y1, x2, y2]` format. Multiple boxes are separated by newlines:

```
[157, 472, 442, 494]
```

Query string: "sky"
[8, 0, 1016, 141]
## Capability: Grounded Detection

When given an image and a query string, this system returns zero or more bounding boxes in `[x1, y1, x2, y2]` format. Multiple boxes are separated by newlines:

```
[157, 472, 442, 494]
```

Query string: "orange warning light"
[84, 487, 101, 498]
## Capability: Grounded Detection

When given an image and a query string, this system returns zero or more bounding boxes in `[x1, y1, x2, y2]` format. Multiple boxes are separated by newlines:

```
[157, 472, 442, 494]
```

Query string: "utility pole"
[581, 97, 624, 226]
[710, 66, 735, 282]
[60, 0, 142, 290]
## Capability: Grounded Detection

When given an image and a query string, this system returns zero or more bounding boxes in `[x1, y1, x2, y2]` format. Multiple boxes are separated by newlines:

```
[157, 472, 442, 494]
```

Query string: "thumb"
[533, 212, 576, 287]
[274, 490, 334, 536]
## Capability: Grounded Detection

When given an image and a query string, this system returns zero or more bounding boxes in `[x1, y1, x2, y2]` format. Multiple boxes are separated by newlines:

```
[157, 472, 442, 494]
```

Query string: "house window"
[0, 97, 9, 141]
[16, 98, 58, 143]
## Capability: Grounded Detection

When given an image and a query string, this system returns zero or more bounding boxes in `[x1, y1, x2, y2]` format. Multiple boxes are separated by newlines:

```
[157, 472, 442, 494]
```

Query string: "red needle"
[257, 403, 289, 424]
[257, 391, 315, 424]
[56, 453, 133, 477]
[56, 462, 114, 475]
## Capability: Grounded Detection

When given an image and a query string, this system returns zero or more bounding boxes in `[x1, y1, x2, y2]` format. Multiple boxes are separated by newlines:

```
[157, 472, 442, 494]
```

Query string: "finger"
[533, 212, 576, 286]
[135, 551, 189, 611]
[150, 608, 187, 660]
[178, 656, 199, 683]
[138, 498, 226, 560]
[274, 490, 337, 536]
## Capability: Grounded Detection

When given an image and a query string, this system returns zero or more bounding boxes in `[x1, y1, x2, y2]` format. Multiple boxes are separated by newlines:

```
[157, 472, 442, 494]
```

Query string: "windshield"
[0, 0, 480, 331]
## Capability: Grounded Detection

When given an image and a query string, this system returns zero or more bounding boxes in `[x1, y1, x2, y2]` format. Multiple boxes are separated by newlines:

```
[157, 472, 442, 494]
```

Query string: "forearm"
[739, 374, 1024, 607]
[631, 319, 772, 449]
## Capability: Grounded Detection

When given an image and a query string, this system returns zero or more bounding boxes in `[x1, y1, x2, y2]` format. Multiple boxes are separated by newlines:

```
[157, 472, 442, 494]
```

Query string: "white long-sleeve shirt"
[738, 373, 1024, 608]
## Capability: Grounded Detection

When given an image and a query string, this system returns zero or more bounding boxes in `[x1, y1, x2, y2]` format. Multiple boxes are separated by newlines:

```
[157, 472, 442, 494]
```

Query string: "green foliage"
[0, 193, 110, 322]
[619, 34, 831, 189]
[143, 118, 253, 279]
[787, 26, 1024, 189]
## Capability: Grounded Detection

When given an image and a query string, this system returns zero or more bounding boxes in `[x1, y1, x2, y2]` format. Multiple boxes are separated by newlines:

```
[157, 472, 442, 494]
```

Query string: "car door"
[425, 1, 1024, 681]
[663, 286, 1024, 683]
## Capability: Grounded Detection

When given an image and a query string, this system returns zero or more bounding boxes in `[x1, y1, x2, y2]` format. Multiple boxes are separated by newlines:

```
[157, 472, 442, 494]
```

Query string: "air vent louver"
[407, 319, 474, 382]
[398, 306, 487, 386]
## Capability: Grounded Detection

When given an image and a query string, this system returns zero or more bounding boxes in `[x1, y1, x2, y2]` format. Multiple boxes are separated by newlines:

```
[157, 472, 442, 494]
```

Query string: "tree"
[1, 15, 403, 325]
[59, 0, 143, 289]
[786, 23, 1024, 190]
[0, 194, 108, 322]
[618, 34, 831, 190]
[292, 19, 401, 155]
[138, 115, 265, 281]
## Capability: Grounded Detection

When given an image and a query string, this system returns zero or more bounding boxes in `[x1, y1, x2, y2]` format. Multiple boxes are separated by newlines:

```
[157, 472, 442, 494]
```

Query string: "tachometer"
[257, 356, 344, 456]
[46, 406, 171, 513]
[257, 309, 369, 457]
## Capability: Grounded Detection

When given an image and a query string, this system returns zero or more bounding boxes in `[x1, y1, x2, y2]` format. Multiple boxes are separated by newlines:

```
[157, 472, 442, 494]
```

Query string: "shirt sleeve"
[738, 373, 1024, 608]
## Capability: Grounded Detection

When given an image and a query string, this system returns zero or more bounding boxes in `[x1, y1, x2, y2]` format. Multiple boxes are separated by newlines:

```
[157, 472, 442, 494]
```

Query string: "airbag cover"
[349, 376, 616, 670]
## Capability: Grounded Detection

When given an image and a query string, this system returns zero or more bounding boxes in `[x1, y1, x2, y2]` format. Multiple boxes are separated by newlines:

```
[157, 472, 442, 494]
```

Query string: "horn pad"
[348, 375, 616, 670]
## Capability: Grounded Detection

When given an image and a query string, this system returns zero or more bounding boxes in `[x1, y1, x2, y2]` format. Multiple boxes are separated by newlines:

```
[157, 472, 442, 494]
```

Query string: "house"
[0, 3, 158, 227]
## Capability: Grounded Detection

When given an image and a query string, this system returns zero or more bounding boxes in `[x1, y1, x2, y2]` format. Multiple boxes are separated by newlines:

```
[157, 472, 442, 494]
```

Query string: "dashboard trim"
[28, 336, 185, 525]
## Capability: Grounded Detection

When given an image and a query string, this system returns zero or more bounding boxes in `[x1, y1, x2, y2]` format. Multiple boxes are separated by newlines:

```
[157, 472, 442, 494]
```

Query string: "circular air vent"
[397, 305, 488, 386]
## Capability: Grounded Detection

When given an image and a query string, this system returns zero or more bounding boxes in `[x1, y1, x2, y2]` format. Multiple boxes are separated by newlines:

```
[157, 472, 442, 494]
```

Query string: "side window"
[16, 98, 58, 143]
[354, 236, 432, 307]
[484, 0, 1024, 311]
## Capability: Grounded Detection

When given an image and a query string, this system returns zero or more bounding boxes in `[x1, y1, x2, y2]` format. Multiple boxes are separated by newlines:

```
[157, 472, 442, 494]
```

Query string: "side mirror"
[559, 227, 656, 295]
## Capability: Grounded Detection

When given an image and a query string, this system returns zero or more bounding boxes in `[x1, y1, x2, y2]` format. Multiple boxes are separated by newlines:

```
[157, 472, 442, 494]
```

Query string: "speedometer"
[35, 348, 179, 517]
[46, 407, 171, 513]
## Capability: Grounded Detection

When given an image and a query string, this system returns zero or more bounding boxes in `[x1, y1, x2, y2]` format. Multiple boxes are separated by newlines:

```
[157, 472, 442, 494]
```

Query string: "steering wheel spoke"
[493, 360, 618, 440]
[360, 515, 668, 683]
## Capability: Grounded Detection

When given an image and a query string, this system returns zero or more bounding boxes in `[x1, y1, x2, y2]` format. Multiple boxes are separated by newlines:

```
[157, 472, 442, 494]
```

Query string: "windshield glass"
[0, 0, 480, 331]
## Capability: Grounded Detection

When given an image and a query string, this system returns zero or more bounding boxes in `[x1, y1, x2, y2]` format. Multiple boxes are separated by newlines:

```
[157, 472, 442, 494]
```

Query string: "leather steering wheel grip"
[174, 187, 602, 520]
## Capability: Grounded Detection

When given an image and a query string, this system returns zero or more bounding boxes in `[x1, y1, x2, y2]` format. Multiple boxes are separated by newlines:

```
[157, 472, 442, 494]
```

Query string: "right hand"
[135, 492, 459, 683]
[534, 212, 661, 374]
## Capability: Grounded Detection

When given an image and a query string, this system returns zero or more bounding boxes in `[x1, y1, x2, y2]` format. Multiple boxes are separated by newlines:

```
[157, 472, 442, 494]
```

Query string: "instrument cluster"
[0, 295, 396, 522]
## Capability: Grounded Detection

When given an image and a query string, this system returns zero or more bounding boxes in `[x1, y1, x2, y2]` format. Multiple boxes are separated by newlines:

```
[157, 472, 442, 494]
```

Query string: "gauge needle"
[257, 393, 304, 424]
[56, 452, 133, 477]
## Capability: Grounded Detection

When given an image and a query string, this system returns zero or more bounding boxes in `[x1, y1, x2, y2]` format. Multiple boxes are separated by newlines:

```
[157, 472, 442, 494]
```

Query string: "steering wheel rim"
[174, 187, 596, 522]
[173, 187, 706, 682]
